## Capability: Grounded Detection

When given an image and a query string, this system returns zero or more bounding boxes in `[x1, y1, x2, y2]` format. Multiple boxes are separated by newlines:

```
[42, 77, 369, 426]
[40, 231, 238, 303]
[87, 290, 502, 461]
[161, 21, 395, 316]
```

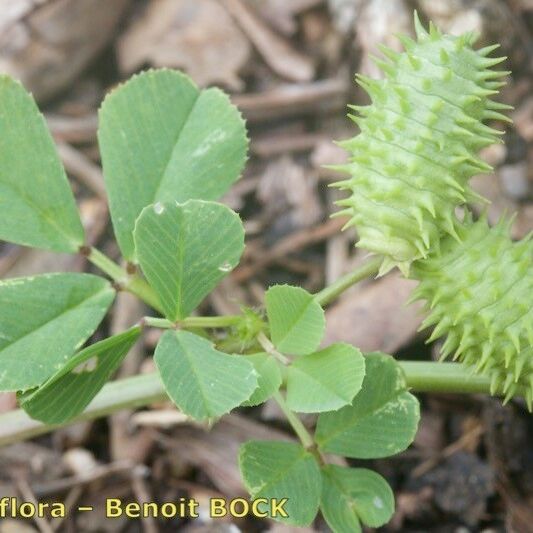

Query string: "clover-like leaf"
[321, 465, 394, 533]
[286, 343, 365, 413]
[0, 273, 115, 391]
[20, 327, 141, 423]
[315, 353, 420, 458]
[0, 76, 84, 252]
[265, 285, 325, 356]
[239, 440, 321, 526]
[241, 353, 282, 407]
[134, 200, 244, 321]
[154, 330, 257, 420]
[98, 69, 248, 261]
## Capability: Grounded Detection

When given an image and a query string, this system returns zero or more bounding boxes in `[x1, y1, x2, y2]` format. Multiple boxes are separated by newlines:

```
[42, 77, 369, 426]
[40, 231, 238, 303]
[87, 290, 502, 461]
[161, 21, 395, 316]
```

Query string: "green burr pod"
[411, 215, 533, 407]
[332, 13, 511, 275]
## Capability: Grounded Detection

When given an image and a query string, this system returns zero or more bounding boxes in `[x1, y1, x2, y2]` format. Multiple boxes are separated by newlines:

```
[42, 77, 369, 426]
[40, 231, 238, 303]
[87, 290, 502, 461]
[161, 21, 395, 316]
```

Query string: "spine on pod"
[410, 215, 533, 408]
[332, 12, 511, 275]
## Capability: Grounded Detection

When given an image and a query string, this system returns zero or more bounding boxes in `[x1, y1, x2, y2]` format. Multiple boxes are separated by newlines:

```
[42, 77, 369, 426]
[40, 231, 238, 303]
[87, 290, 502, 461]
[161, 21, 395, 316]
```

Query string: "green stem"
[257, 332, 290, 365]
[143, 317, 174, 329]
[181, 315, 242, 328]
[401, 361, 492, 394]
[87, 247, 125, 281]
[259, 334, 321, 456]
[272, 391, 315, 449]
[87, 247, 163, 314]
[126, 277, 164, 314]
[314, 256, 382, 306]
[0, 362, 502, 448]
[142, 315, 243, 330]
[0, 373, 167, 447]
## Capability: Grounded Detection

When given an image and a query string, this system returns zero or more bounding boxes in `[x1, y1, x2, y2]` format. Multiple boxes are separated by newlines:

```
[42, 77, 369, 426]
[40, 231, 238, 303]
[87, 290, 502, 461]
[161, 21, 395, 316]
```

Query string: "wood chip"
[222, 0, 315, 82]
[234, 217, 345, 282]
[233, 78, 347, 122]
[250, 0, 324, 36]
[57, 142, 106, 200]
[257, 155, 323, 229]
[46, 113, 98, 144]
[118, 0, 250, 90]
[323, 272, 423, 353]
[160, 414, 292, 498]
[355, 0, 412, 79]
[0, 0, 129, 101]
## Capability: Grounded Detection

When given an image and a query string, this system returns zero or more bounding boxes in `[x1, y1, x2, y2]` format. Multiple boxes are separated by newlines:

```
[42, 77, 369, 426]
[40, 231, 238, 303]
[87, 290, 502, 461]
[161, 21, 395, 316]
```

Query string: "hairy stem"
[314, 256, 382, 306]
[0, 362, 507, 448]
[86, 247, 163, 313]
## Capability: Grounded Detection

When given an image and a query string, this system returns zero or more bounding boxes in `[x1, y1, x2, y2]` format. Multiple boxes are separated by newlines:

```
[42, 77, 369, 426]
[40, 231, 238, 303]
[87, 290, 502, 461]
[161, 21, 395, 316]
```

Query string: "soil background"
[0, 1, 532, 532]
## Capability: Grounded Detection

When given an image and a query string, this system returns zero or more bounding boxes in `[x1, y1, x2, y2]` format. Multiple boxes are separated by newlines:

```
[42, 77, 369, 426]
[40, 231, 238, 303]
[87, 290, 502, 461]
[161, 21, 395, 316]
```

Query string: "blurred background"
[0, 1, 532, 531]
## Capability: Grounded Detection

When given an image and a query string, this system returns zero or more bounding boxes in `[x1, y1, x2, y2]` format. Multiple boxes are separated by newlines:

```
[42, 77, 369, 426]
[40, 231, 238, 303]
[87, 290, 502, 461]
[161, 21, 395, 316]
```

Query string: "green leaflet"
[0, 273, 115, 391]
[321, 465, 394, 533]
[411, 215, 533, 406]
[134, 200, 244, 321]
[98, 69, 248, 261]
[0, 76, 85, 252]
[239, 440, 322, 526]
[154, 330, 257, 420]
[286, 343, 365, 413]
[20, 327, 141, 423]
[333, 13, 510, 274]
[241, 353, 282, 407]
[265, 285, 325, 356]
[315, 353, 420, 458]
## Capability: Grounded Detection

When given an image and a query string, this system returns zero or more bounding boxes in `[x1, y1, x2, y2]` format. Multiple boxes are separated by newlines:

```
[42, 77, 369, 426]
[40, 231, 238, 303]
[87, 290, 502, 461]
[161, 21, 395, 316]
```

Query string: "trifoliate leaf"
[20, 327, 140, 423]
[0, 76, 84, 252]
[241, 353, 282, 407]
[265, 285, 325, 356]
[321, 465, 394, 533]
[0, 274, 115, 391]
[286, 343, 365, 413]
[98, 69, 248, 261]
[134, 200, 244, 321]
[154, 330, 257, 420]
[239, 440, 321, 526]
[315, 353, 420, 458]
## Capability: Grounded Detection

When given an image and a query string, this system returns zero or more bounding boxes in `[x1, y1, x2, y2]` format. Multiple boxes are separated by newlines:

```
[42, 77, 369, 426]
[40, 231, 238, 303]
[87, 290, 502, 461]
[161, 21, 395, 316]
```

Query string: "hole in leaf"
[72, 356, 99, 374]
[218, 261, 232, 273]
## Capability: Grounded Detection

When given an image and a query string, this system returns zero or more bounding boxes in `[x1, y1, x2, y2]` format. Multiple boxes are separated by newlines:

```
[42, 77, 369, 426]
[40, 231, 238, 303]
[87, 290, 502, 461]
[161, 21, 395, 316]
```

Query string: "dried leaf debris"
[0, 0, 531, 531]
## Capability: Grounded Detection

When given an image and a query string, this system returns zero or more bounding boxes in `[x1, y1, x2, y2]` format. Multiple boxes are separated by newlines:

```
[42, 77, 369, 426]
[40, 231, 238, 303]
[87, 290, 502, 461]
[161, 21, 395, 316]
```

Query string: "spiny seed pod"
[410, 215, 533, 407]
[332, 13, 511, 275]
